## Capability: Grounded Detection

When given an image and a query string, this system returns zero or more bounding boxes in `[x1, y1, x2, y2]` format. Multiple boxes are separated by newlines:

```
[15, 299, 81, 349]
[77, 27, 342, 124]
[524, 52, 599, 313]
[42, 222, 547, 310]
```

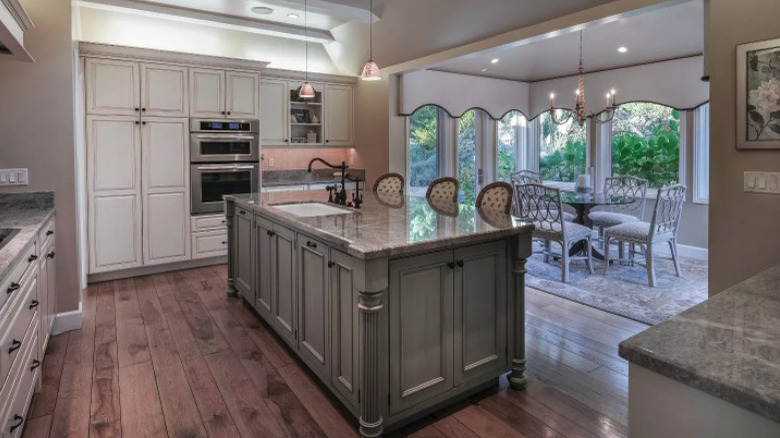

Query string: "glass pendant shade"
[298, 82, 316, 99]
[361, 60, 382, 81]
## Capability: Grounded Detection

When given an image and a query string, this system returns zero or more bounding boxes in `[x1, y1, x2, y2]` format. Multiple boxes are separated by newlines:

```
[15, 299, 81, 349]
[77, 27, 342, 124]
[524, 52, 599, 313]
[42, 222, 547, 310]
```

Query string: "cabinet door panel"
[235, 209, 253, 300]
[87, 116, 141, 194]
[86, 58, 140, 116]
[259, 79, 288, 145]
[141, 63, 189, 117]
[454, 241, 507, 386]
[91, 194, 142, 271]
[254, 221, 273, 320]
[389, 250, 453, 413]
[227, 71, 259, 119]
[46, 245, 56, 333]
[38, 249, 50, 355]
[144, 192, 190, 264]
[297, 235, 329, 378]
[190, 68, 225, 118]
[324, 84, 353, 146]
[142, 118, 188, 191]
[330, 249, 359, 409]
[273, 225, 297, 347]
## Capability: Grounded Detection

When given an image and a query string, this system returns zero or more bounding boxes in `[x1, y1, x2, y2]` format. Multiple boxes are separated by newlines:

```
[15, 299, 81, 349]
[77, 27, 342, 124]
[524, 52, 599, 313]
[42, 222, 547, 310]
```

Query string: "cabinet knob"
[47, 251, 55, 259]
[8, 339, 21, 354]
[29, 300, 39, 310]
[325, 140, 330, 143]
[227, 111, 231, 115]
[134, 107, 140, 112]
[9, 415, 23, 433]
[30, 359, 41, 371]
[266, 230, 276, 237]
[142, 121, 147, 125]
[327, 261, 335, 268]
[135, 121, 140, 125]
[456, 260, 464, 267]
[239, 210, 246, 215]
[221, 111, 226, 115]
[221, 241, 227, 245]
[284, 139, 289, 143]
[141, 108, 146, 112]
[7, 282, 20, 294]
[447, 262, 456, 269]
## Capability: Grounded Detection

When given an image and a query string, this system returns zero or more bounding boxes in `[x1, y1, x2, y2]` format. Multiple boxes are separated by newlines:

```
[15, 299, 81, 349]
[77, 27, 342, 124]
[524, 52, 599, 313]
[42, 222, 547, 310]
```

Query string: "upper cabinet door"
[86, 58, 140, 116]
[227, 71, 260, 119]
[259, 79, 289, 145]
[141, 63, 189, 117]
[190, 68, 225, 118]
[324, 84, 354, 146]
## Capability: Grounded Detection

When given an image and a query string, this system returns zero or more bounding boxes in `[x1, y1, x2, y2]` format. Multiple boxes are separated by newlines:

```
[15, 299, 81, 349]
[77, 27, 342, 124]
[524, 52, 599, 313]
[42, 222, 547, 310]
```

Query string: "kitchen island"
[224, 191, 533, 437]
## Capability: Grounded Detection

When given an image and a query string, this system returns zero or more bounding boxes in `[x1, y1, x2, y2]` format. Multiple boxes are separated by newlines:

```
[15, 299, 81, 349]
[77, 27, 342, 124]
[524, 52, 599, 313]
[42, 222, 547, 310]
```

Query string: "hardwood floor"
[23, 265, 648, 438]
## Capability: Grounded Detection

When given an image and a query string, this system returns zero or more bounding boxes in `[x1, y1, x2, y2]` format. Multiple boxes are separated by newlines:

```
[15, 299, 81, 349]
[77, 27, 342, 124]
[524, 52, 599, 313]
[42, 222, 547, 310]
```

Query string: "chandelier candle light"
[550, 31, 617, 126]
[299, 0, 316, 99]
[361, 0, 382, 80]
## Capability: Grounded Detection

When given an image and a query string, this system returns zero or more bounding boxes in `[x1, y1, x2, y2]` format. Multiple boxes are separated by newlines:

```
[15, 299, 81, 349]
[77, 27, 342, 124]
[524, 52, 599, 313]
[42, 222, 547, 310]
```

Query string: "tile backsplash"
[262, 147, 360, 171]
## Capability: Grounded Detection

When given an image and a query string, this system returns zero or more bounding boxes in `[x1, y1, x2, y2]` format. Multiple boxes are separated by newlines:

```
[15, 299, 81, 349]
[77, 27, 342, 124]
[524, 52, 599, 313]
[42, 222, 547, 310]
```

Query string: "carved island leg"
[358, 289, 384, 438]
[225, 200, 238, 297]
[510, 234, 532, 390]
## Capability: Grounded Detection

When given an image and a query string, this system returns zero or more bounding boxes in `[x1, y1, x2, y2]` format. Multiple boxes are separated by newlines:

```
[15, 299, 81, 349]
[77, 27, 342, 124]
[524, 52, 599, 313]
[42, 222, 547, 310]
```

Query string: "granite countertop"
[262, 168, 366, 188]
[226, 191, 533, 260]
[619, 265, 780, 423]
[0, 192, 55, 284]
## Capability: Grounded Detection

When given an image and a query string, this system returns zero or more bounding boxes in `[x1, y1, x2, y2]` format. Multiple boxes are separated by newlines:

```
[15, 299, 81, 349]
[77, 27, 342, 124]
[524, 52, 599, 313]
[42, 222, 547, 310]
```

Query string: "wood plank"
[277, 364, 359, 438]
[50, 283, 98, 436]
[526, 324, 629, 377]
[156, 289, 241, 438]
[526, 314, 617, 358]
[184, 271, 328, 438]
[165, 272, 230, 355]
[526, 289, 648, 333]
[90, 281, 121, 438]
[29, 333, 69, 419]
[478, 395, 567, 438]
[452, 404, 527, 437]
[205, 349, 288, 438]
[526, 335, 601, 374]
[406, 424, 447, 438]
[152, 273, 174, 298]
[135, 276, 208, 438]
[119, 361, 168, 438]
[114, 278, 151, 367]
[430, 415, 479, 438]
[21, 414, 51, 438]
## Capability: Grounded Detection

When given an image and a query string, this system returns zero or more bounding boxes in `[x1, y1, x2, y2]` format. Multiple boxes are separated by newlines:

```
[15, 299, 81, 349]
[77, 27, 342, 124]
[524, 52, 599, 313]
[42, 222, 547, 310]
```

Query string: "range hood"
[0, 0, 34, 62]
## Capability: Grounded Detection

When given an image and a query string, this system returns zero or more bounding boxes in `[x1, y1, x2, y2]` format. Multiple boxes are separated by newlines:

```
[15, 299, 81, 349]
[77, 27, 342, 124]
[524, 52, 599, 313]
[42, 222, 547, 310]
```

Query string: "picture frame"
[737, 37, 780, 149]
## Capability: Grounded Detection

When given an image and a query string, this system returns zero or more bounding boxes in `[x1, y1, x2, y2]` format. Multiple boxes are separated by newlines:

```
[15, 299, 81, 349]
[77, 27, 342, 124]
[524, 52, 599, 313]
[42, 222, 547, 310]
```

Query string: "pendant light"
[360, 0, 381, 81]
[298, 0, 316, 99]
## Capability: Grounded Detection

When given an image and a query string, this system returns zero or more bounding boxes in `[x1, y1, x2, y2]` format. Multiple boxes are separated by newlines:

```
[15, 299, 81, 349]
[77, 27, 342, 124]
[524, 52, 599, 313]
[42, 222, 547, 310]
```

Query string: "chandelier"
[549, 31, 617, 126]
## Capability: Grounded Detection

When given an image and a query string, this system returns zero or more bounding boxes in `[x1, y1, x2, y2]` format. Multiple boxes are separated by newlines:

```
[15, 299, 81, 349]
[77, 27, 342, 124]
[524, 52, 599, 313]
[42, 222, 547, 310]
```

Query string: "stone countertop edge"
[226, 195, 533, 261]
[0, 192, 56, 285]
[618, 264, 780, 424]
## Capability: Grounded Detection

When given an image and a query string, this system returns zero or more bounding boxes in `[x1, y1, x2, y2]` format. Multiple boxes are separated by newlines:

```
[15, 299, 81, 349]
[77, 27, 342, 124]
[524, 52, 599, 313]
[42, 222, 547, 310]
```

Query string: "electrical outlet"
[0, 168, 28, 186]
[744, 171, 780, 194]
[268, 158, 275, 167]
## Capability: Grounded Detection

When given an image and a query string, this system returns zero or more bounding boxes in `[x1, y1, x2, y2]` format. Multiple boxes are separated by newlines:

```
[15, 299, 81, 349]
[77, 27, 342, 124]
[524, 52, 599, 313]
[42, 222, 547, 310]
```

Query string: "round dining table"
[560, 191, 635, 258]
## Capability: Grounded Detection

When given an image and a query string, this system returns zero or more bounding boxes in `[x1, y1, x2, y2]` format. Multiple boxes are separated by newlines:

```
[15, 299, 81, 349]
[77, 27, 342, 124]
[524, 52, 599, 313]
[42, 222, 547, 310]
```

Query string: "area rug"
[525, 246, 708, 326]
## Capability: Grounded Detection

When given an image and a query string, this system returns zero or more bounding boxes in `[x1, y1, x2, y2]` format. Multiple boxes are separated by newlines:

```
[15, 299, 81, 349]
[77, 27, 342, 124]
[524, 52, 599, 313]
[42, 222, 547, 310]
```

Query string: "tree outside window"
[497, 111, 525, 182]
[458, 110, 477, 205]
[538, 110, 587, 182]
[611, 103, 680, 188]
[408, 105, 440, 195]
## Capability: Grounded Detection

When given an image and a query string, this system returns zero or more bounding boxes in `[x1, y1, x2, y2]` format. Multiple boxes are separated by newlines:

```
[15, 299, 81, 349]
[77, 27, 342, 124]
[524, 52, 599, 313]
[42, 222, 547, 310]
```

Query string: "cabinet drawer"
[192, 230, 228, 259]
[0, 244, 36, 315]
[191, 214, 227, 232]
[0, 318, 39, 438]
[0, 268, 37, 394]
[37, 218, 55, 250]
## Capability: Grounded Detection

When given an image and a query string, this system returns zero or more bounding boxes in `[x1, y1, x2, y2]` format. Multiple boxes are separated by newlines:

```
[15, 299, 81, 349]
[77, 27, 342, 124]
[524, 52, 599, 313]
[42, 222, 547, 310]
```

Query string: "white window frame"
[693, 104, 710, 204]
[494, 112, 529, 180]
[405, 106, 450, 193]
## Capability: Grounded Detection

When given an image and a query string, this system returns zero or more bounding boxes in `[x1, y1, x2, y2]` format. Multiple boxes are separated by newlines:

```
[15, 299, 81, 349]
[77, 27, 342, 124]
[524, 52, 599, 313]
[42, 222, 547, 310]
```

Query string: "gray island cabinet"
[224, 191, 534, 437]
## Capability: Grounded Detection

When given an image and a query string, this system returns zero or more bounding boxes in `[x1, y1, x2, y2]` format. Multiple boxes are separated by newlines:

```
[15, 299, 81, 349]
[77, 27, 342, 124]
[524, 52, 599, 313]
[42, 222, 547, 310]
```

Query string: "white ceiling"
[430, 0, 704, 82]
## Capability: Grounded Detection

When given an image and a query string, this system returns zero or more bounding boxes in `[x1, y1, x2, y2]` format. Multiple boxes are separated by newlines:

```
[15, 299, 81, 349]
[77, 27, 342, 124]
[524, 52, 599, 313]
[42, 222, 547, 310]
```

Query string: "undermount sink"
[0, 228, 20, 251]
[271, 202, 354, 217]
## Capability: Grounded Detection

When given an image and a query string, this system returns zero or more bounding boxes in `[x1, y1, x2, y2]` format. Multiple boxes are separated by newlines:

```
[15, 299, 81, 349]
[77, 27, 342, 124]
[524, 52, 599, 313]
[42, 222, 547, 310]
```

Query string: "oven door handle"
[193, 134, 257, 140]
[196, 165, 257, 171]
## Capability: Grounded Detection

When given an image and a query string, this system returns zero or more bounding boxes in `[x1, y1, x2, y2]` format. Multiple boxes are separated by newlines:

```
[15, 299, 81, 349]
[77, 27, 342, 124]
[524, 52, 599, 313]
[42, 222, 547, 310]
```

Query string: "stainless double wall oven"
[190, 119, 260, 214]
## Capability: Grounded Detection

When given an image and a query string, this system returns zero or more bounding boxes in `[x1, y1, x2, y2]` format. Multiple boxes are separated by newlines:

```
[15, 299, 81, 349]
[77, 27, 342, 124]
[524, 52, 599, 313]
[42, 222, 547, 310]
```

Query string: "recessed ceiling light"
[491, 58, 500, 64]
[481, 68, 487, 72]
[287, 12, 300, 19]
[617, 46, 628, 53]
[251, 6, 274, 15]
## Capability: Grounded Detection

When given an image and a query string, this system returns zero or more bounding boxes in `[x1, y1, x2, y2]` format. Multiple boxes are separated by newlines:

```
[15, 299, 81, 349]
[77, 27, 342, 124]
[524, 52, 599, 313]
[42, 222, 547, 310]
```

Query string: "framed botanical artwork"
[737, 37, 780, 149]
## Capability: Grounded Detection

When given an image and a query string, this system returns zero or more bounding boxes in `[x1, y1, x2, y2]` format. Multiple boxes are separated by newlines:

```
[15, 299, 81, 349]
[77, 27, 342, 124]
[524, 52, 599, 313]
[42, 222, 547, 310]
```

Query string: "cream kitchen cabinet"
[190, 68, 259, 119]
[259, 79, 289, 146]
[86, 58, 188, 118]
[323, 84, 354, 147]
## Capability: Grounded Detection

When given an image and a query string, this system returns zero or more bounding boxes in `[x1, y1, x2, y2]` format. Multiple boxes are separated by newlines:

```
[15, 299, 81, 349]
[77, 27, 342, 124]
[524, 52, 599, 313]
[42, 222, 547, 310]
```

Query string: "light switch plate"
[0, 168, 28, 186]
[744, 171, 780, 194]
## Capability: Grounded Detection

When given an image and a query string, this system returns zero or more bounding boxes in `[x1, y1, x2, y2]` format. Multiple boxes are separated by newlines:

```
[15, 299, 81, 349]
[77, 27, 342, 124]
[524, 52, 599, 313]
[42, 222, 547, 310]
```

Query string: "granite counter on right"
[619, 264, 780, 438]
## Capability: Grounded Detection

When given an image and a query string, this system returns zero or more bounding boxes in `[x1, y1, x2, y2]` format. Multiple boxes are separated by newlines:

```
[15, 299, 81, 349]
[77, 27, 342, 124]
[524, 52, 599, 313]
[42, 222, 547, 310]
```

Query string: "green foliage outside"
[497, 112, 521, 182]
[539, 111, 587, 182]
[611, 103, 680, 188]
[408, 105, 439, 189]
[458, 110, 477, 205]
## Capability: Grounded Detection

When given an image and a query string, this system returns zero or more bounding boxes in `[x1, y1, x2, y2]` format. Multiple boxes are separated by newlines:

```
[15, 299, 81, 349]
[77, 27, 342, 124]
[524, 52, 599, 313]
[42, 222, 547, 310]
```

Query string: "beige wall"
[708, 0, 780, 293]
[0, 0, 79, 313]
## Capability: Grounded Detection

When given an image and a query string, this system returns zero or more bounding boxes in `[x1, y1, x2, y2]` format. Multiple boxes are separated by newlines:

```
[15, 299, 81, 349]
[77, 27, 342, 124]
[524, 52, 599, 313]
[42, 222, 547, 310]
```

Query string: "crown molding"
[1, 0, 33, 31]
[78, 42, 270, 71]
[263, 67, 357, 85]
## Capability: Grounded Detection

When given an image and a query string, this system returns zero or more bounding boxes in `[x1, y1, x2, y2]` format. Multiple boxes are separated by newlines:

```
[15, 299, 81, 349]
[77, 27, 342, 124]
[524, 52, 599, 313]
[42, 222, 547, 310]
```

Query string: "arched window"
[611, 103, 680, 187]
[538, 110, 587, 182]
[408, 105, 442, 195]
[497, 111, 527, 182]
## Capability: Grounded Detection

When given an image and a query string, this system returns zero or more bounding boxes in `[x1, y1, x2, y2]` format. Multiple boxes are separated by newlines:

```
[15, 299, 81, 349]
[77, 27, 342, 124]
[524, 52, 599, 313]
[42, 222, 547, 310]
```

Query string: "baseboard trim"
[53, 308, 83, 335]
[87, 256, 227, 283]
[655, 243, 708, 261]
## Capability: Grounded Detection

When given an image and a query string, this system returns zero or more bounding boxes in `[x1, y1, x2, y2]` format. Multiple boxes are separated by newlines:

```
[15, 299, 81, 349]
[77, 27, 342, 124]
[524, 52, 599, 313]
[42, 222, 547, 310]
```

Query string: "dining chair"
[589, 176, 648, 247]
[373, 172, 405, 194]
[516, 183, 594, 283]
[603, 184, 686, 287]
[510, 170, 575, 222]
[426, 177, 459, 203]
[476, 181, 514, 214]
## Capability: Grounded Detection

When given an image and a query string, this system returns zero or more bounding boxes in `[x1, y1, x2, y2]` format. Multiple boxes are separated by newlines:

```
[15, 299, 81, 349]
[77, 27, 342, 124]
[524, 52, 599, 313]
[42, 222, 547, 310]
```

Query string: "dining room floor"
[22, 265, 647, 438]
